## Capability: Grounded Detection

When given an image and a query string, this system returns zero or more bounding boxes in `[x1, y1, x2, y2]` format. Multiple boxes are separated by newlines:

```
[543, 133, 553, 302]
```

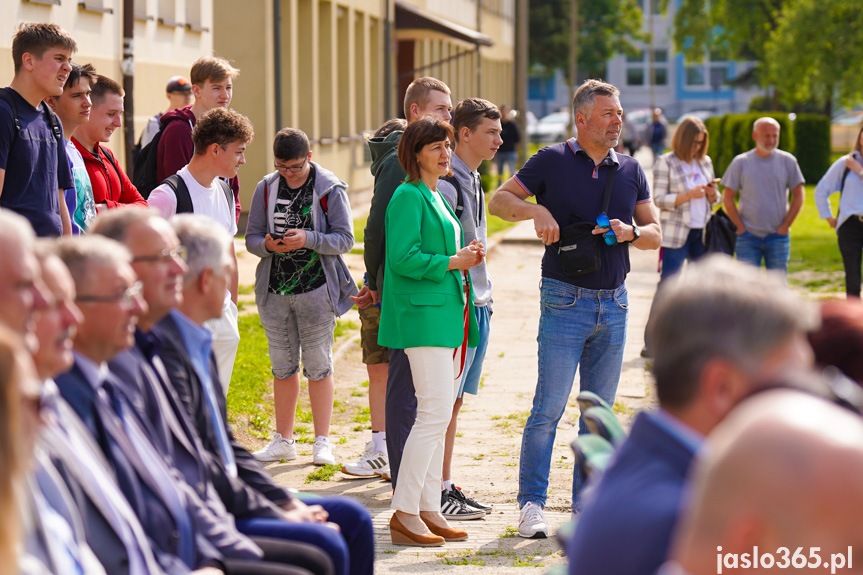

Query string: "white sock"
[372, 431, 387, 454]
[443, 479, 453, 491]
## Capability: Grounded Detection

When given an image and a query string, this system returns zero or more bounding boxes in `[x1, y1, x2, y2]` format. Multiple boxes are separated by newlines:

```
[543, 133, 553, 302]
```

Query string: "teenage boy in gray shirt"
[437, 98, 503, 517]
[722, 117, 805, 274]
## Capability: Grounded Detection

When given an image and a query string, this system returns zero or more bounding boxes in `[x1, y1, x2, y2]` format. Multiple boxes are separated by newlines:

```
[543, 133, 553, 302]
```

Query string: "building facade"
[605, 0, 761, 120]
[1, 0, 214, 163]
[214, 0, 515, 203]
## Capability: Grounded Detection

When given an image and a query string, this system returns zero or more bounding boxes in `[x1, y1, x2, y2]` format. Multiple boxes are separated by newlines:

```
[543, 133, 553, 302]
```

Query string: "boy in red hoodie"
[71, 74, 147, 210]
[157, 56, 242, 223]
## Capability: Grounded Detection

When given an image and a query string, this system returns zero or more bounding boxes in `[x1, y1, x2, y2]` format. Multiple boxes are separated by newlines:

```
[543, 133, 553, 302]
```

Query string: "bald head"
[0, 210, 47, 344]
[672, 388, 863, 574]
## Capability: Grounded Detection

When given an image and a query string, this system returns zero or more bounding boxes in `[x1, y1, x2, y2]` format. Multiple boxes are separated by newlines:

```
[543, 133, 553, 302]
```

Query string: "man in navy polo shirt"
[489, 79, 661, 537]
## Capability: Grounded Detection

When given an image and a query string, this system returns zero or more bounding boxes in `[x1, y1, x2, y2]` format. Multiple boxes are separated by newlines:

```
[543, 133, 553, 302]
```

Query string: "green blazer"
[378, 180, 479, 350]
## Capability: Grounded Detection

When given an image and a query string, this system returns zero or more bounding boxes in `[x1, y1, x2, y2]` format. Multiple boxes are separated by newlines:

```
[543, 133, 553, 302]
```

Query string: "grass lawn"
[227, 314, 358, 437]
[787, 185, 843, 292]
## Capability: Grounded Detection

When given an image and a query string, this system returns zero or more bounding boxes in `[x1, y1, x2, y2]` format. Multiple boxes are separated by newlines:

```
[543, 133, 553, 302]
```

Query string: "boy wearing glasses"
[148, 106, 253, 390]
[245, 127, 357, 467]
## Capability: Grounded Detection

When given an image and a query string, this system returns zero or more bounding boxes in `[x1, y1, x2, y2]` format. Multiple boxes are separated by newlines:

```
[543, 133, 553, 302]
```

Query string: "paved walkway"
[238, 149, 661, 572]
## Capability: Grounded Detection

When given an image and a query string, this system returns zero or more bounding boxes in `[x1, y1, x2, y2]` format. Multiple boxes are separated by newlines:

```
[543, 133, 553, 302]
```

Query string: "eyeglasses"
[693, 138, 706, 147]
[76, 281, 142, 310]
[132, 246, 187, 264]
[274, 157, 308, 174]
[595, 213, 618, 246]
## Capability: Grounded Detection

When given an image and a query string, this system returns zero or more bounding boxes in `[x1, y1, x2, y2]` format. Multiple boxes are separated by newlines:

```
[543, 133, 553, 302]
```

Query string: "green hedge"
[706, 112, 828, 179]
[794, 114, 831, 183]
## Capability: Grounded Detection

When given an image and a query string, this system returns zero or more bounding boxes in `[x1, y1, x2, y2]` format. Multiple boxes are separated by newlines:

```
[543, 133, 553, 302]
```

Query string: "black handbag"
[555, 166, 616, 277]
[705, 207, 737, 255]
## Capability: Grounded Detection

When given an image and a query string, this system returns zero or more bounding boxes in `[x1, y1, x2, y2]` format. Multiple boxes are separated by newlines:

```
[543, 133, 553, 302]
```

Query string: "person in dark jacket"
[568, 255, 815, 575]
[156, 56, 242, 223]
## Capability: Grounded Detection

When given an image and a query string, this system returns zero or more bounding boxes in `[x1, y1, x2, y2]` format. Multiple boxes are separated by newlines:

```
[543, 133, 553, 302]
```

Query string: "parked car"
[529, 111, 574, 143]
[622, 108, 652, 155]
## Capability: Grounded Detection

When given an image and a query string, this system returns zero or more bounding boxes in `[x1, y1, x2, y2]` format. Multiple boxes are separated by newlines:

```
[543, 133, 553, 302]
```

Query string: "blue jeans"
[457, 305, 491, 397]
[518, 279, 628, 511]
[236, 497, 374, 575]
[735, 231, 790, 274]
[660, 228, 707, 281]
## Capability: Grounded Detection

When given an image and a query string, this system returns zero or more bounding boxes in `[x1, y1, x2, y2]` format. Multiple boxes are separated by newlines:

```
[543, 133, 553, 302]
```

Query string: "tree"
[529, 0, 644, 82]
[666, 0, 783, 65]
[668, 0, 863, 114]
[764, 0, 863, 115]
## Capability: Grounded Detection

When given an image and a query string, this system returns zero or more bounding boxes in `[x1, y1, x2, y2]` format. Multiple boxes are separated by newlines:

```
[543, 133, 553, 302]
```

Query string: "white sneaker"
[518, 502, 549, 538]
[342, 441, 390, 478]
[252, 433, 296, 462]
[312, 436, 336, 466]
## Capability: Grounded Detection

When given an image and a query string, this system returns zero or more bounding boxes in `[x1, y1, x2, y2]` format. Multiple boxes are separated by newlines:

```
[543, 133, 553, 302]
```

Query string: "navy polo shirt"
[0, 87, 73, 237]
[514, 139, 651, 290]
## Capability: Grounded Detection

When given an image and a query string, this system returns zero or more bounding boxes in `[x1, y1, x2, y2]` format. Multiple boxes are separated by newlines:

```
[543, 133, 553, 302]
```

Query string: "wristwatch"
[630, 225, 641, 243]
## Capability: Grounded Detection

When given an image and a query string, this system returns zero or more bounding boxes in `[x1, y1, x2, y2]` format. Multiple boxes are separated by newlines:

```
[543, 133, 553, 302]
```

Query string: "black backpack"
[132, 116, 191, 199]
[161, 173, 233, 215]
[441, 174, 466, 219]
[0, 87, 63, 153]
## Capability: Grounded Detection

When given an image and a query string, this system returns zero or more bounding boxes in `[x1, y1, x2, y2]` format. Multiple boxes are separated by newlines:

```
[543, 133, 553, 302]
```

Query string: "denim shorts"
[258, 284, 336, 380]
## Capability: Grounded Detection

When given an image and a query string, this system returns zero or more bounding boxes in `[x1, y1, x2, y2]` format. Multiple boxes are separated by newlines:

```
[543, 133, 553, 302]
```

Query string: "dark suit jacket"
[56, 359, 229, 573]
[38, 390, 160, 575]
[568, 412, 697, 575]
[154, 313, 293, 510]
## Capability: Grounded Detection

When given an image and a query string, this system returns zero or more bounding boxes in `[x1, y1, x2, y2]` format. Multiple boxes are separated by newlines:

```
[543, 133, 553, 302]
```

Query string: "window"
[686, 65, 705, 86]
[134, 0, 153, 20]
[158, 0, 182, 27]
[684, 55, 732, 90]
[78, 0, 113, 14]
[626, 49, 669, 87]
[627, 68, 645, 86]
[185, 0, 208, 32]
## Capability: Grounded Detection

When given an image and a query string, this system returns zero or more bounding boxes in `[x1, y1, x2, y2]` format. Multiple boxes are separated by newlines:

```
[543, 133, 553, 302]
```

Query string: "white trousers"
[391, 346, 458, 514]
[204, 299, 240, 395]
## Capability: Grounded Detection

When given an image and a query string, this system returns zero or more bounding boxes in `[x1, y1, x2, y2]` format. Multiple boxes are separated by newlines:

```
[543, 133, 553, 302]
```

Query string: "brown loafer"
[389, 513, 445, 547]
[421, 516, 468, 541]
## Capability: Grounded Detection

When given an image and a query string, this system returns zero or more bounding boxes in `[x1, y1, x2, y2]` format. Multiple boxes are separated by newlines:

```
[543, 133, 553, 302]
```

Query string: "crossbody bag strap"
[601, 163, 616, 214]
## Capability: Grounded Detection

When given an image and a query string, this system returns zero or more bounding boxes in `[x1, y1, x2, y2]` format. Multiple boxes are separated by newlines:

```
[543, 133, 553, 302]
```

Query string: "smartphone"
[270, 232, 284, 241]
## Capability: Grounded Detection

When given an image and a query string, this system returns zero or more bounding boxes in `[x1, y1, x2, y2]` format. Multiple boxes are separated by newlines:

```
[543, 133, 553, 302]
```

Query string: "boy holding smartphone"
[245, 127, 357, 466]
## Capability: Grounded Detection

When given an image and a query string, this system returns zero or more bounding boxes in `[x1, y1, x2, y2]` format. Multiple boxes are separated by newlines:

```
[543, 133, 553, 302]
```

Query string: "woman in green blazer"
[380, 117, 484, 546]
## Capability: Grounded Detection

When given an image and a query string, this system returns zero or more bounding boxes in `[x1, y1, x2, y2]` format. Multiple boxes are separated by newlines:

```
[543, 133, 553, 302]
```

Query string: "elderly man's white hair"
[170, 214, 233, 284]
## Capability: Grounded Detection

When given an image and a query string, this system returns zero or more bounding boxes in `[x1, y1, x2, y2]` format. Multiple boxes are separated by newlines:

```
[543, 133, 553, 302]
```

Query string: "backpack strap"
[0, 87, 62, 149]
[216, 178, 234, 213]
[99, 145, 126, 199]
[441, 174, 464, 219]
[164, 173, 234, 215]
[0, 88, 21, 134]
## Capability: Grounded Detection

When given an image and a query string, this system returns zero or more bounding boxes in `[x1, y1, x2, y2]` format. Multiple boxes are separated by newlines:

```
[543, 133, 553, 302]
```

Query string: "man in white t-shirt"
[45, 62, 98, 233]
[148, 106, 253, 390]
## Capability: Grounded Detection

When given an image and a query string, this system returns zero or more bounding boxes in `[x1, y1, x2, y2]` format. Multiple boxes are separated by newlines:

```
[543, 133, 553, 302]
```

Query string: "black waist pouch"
[556, 222, 602, 277]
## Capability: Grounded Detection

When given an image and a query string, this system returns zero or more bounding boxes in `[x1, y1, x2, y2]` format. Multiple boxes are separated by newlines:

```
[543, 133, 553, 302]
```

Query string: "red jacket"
[156, 105, 241, 223]
[72, 137, 148, 209]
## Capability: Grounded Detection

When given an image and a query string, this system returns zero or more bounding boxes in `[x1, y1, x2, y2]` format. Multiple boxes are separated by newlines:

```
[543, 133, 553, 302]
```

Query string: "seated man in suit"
[54, 234, 329, 575]
[568, 255, 816, 575]
[28, 244, 162, 575]
[90, 208, 372, 575]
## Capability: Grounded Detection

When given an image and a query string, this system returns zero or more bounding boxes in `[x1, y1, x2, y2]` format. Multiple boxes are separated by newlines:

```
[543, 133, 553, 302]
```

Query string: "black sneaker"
[441, 489, 485, 520]
[448, 485, 492, 513]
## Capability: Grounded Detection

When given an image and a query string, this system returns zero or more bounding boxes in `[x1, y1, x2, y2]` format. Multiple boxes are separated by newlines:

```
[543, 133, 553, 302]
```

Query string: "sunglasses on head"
[595, 212, 617, 246]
